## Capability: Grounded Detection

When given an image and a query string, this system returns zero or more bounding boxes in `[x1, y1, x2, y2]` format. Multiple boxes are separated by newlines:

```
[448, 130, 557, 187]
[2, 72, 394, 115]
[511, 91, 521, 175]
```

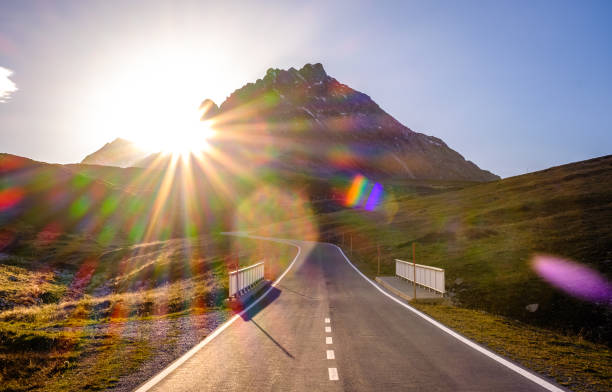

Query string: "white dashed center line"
[325, 316, 338, 380]
[328, 367, 339, 381]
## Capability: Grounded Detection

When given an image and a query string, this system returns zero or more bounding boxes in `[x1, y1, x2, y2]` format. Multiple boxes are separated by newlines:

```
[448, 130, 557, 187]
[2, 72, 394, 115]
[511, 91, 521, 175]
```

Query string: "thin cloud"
[0, 66, 18, 102]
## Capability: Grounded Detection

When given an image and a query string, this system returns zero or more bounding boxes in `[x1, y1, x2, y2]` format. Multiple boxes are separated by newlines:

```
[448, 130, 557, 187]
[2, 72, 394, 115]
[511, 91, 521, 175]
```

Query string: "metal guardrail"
[395, 259, 445, 294]
[229, 261, 265, 298]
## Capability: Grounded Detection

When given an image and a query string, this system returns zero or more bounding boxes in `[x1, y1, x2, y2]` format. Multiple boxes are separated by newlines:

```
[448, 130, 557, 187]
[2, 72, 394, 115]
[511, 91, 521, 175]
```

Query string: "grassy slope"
[0, 232, 295, 391]
[317, 155, 612, 342]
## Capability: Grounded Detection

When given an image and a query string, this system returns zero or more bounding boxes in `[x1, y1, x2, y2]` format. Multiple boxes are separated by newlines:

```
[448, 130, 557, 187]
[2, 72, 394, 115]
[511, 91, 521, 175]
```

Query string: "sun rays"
[0, 83, 396, 345]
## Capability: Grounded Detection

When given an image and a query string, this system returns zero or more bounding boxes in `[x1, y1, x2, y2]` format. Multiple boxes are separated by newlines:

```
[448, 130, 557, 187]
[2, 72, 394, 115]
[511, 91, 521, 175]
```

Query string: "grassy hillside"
[0, 230, 295, 391]
[262, 155, 612, 344]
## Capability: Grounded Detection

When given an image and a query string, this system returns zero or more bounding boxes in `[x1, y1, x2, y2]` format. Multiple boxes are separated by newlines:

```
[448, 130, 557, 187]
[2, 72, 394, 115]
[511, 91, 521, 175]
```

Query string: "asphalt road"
[137, 238, 564, 392]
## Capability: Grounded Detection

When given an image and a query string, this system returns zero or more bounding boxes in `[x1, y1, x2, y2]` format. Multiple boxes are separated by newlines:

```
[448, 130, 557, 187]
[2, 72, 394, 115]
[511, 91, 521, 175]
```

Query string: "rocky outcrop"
[199, 99, 219, 120]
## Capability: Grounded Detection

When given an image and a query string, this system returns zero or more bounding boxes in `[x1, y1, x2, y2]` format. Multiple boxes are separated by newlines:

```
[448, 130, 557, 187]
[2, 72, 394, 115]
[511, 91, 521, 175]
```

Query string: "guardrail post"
[412, 243, 417, 300]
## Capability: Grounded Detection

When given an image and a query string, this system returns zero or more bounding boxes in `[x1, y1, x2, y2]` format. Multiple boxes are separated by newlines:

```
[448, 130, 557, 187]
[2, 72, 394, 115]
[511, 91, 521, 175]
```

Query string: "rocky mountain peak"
[299, 63, 328, 82]
[213, 63, 499, 181]
[262, 63, 329, 86]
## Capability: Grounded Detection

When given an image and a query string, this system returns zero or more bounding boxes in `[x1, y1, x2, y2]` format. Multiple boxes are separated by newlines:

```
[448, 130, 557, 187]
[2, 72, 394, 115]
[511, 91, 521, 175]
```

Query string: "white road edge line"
[325, 326, 332, 333]
[133, 238, 302, 392]
[328, 367, 339, 381]
[326, 336, 333, 344]
[326, 350, 335, 360]
[331, 244, 566, 392]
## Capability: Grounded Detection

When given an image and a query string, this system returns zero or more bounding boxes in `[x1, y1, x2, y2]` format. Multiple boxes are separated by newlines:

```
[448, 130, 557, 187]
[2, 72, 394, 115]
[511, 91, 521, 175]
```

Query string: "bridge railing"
[395, 259, 445, 294]
[229, 261, 265, 298]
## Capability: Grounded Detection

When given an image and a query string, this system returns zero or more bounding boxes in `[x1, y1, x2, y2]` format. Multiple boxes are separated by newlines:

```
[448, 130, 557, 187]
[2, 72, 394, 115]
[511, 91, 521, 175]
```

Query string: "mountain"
[81, 137, 149, 167]
[82, 63, 498, 181]
[212, 63, 499, 181]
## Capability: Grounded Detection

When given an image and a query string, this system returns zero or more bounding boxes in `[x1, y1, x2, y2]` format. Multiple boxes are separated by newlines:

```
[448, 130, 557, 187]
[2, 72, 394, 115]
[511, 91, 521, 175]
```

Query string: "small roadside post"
[412, 242, 417, 300]
[377, 243, 381, 275]
[350, 235, 353, 255]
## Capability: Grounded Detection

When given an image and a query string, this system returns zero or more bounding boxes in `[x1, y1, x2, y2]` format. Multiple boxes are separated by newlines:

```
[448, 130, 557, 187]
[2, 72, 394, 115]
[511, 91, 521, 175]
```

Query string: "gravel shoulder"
[107, 309, 233, 392]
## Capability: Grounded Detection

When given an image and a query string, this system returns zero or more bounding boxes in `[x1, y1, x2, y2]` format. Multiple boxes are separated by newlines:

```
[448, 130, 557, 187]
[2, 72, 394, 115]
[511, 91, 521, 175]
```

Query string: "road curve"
[136, 237, 565, 392]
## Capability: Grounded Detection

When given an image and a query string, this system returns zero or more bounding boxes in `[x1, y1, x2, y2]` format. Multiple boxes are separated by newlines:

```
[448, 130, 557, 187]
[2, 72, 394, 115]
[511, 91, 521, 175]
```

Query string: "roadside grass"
[0, 232, 296, 391]
[412, 302, 612, 392]
[0, 263, 66, 309]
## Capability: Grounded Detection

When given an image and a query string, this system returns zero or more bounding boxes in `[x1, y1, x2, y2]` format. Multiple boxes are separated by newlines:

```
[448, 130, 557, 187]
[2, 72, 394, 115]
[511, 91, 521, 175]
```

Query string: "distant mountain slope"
[81, 63, 499, 181]
[0, 153, 133, 239]
[0, 153, 235, 248]
[63, 163, 160, 193]
[81, 138, 148, 167]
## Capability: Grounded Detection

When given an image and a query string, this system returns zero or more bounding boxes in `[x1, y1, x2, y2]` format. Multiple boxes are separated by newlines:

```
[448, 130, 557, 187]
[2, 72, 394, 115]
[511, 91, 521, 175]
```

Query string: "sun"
[164, 120, 216, 156]
[137, 118, 217, 157]
[83, 48, 226, 158]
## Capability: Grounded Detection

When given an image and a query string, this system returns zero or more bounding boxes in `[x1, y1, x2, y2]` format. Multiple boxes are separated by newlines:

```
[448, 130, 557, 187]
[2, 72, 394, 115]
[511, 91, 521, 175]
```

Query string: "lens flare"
[345, 174, 384, 211]
[532, 255, 612, 304]
[234, 185, 318, 241]
[364, 182, 383, 211]
[345, 174, 368, 207]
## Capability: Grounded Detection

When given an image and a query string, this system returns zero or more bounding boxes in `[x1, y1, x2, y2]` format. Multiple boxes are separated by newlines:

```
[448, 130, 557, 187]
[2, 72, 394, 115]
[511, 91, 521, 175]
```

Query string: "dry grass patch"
[413, 302, 612, 392]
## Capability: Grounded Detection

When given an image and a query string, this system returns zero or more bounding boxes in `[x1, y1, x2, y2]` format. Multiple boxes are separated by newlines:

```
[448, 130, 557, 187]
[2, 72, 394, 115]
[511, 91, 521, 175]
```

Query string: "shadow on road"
[250, 319, 295, 359]
[238, 285, 282, 321]
[276, 284, 319, 300]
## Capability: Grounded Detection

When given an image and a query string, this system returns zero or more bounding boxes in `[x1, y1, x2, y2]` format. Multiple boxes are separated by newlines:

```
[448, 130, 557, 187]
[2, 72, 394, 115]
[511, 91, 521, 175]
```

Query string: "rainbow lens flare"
[345, 175, 368, 207]
[345, 174, 384, 211]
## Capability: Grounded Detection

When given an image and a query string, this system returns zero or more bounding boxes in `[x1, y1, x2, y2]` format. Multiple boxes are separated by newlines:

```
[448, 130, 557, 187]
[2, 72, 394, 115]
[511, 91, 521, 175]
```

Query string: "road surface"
[136, 238, 564, 392]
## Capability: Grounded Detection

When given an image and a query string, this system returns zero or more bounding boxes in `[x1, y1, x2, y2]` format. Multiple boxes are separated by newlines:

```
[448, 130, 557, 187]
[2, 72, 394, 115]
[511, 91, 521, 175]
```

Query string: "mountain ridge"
[81, 63, 499, 181]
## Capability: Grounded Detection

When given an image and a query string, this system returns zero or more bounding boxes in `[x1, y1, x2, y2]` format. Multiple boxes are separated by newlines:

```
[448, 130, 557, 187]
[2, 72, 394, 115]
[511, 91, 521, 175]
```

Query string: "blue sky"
[0, 0, 610, 178]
